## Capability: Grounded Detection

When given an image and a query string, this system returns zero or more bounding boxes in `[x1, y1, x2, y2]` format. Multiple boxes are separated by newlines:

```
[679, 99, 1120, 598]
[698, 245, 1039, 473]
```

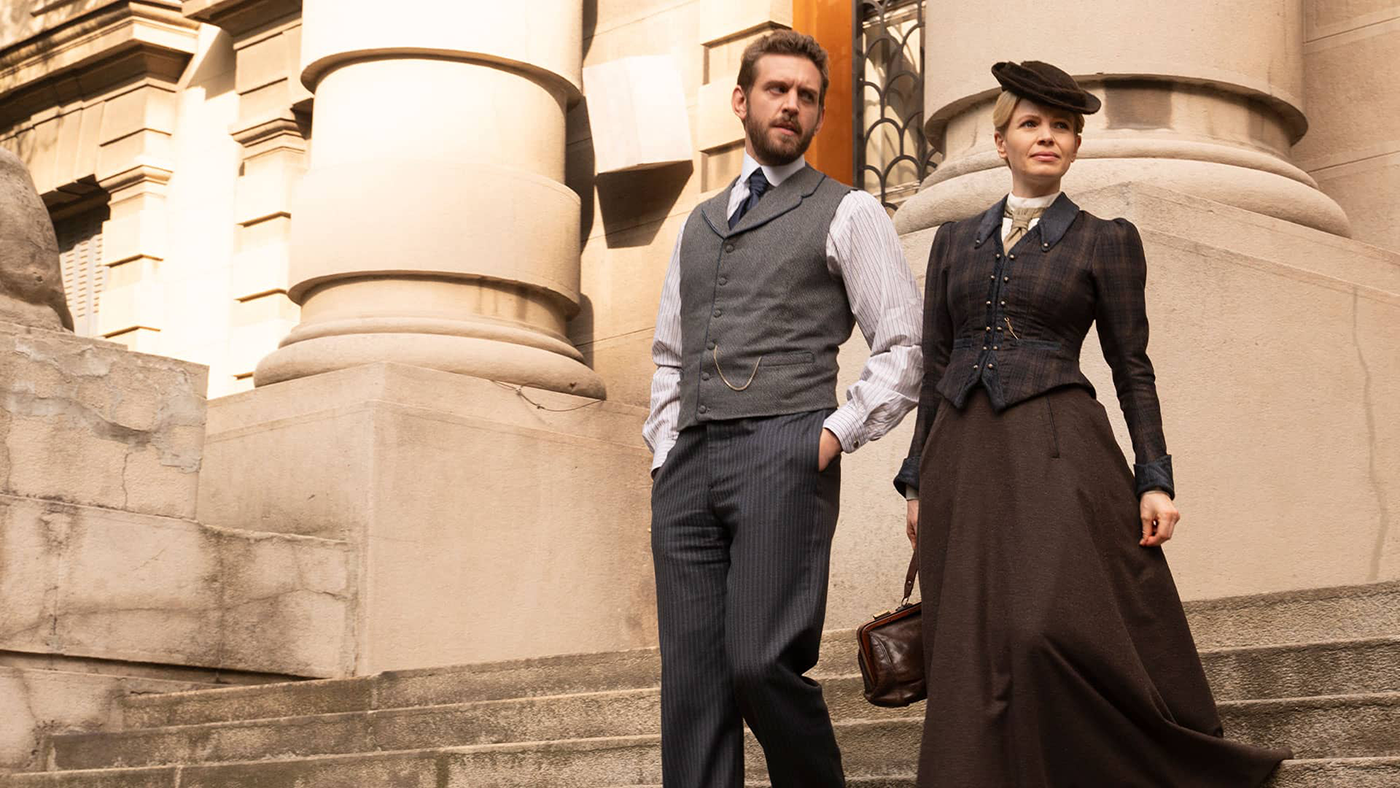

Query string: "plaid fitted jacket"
[893, 193, 1175, 499]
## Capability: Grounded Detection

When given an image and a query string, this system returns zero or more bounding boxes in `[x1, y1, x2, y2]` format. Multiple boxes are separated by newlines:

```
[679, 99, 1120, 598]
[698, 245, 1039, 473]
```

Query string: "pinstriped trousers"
[651, 409, 845, 788]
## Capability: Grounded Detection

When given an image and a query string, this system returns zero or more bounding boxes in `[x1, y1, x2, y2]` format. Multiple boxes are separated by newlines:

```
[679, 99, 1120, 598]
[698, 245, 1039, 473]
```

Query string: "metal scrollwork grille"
[853, 0, 937, 214]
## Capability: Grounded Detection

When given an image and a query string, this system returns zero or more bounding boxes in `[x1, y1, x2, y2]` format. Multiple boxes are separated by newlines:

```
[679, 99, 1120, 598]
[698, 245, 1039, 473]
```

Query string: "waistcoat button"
[713, 309, 722, 317]
[719, 276, 728, 285]
[699, 405, 708, 413]
[702, 372, 711, 381]
[724, 244, 734, 253]
[707, 341, 716, 349]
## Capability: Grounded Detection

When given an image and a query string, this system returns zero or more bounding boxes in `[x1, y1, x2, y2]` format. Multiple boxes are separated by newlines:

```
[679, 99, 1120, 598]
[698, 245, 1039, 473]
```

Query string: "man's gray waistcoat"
[676, 165, 854, 430]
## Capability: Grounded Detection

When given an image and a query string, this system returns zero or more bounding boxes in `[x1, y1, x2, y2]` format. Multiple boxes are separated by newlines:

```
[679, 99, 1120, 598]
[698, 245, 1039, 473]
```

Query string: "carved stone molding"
[182, 0, 301, 37]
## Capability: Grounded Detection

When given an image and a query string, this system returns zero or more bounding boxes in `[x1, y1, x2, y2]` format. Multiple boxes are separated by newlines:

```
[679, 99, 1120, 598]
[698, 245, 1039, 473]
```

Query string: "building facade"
[1, 0, 1399, 773]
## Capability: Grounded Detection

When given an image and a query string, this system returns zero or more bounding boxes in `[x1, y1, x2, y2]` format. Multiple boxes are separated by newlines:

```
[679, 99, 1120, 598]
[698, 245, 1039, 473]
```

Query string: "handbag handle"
[901, 550, 918, 607]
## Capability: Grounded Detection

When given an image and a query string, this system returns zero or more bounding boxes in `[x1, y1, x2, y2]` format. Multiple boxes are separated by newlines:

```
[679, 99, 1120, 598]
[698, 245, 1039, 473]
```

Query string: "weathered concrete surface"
[199, 362, 655, 673]
[44, 678, 1400, 770]
[0, 667, 202, 774]
[11, 580, 1400, 786]
[0, 494, 357, 678]
[0, 322, 206, 520]
[15, 722, 1400, 786]
[115, 579, 1400, 731]
[0, 150, 71, 332]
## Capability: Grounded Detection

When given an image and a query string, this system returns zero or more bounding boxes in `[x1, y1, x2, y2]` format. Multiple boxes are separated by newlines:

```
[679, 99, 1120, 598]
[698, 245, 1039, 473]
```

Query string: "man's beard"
[744, 112, 816, 165]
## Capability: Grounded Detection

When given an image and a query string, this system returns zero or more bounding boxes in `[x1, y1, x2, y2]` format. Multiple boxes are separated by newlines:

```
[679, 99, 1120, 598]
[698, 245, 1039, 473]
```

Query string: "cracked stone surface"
[0, 667, 204, 773]
[0, 321, 206, 519]
[0, 494, 357, 679]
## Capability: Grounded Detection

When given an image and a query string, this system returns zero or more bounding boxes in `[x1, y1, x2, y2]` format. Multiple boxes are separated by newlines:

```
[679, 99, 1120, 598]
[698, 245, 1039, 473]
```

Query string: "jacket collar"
[971, 192, 1080, 251]
[700, 165, 827, 239]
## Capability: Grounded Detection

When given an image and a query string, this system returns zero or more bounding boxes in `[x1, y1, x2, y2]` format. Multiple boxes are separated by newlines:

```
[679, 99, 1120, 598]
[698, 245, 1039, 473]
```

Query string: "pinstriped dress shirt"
[644, 153, 924, 473]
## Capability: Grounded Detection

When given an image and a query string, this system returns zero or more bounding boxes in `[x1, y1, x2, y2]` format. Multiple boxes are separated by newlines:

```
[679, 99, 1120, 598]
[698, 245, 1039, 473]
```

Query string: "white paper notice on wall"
[582, 55, 693, 174]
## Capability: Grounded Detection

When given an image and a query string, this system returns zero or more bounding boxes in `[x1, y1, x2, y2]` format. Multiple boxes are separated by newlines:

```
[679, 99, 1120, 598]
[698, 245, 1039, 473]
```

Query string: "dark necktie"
[728, 169, 771, 229]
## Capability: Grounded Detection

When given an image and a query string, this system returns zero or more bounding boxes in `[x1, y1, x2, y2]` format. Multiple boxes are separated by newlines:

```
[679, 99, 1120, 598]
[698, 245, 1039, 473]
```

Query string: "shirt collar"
[1006, 191, 1061, 211]
[740, 151, 807, 188]
[974, 192, 1081, 250]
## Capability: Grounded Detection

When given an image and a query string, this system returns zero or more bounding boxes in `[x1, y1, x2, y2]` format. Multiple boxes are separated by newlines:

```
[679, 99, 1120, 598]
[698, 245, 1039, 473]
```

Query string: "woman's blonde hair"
[992, 90, 1084, 134]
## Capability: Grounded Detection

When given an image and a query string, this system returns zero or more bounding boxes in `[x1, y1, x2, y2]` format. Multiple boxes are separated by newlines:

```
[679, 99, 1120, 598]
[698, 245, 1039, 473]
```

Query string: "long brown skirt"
[916, 386, 1290, 787]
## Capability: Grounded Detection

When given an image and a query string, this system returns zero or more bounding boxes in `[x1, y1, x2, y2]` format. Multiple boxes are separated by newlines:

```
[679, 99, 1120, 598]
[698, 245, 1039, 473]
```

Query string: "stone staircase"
[4, 581, 1399, 787]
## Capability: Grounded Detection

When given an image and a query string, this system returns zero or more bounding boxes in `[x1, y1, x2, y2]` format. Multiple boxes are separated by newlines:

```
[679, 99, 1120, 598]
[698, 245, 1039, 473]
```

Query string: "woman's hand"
[906, 499, 919, 548]
[1139, 491, 1179, 547]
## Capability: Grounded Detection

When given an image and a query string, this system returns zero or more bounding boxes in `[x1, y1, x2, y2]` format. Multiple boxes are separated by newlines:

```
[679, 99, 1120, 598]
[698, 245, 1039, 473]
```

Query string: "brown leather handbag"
[855, 551, 925, 707]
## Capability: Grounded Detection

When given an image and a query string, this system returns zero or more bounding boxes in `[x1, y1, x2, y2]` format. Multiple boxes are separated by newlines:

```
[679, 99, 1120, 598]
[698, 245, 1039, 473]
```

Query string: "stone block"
[199, 363, 655, 672]
[100, 201, 169, 268]
[581, 56, 692, 174]
[230, 241, 291, 302]
[235, 29, 297, 95]
[1313, 152, 1400, 255]
[0, 667, 202, 772]
[97, 87, 177, 145]
[0, 493, 355, 677]
[0, 322, 204, 519]
[233, 153, 302, 226]
[94, 278, 165, 338]
[698, 0, 791, 46]
[695, 79, 742, 152]
[1295, 19, 1400, 168]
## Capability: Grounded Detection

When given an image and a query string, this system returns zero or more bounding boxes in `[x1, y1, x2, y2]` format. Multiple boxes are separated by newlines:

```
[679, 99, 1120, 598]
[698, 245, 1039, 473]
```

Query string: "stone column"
[896, 0, 1351, 237]
[254, 0, 604, 397]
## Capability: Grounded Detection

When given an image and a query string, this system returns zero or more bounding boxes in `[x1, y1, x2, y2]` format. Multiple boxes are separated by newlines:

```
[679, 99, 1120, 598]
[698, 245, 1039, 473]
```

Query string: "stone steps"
[43, 683, 1400, 770]
[1183, 580, 1400, 650]
[8, 580, 1399, 786]
[10, 739, 1400, 787]
[118, 630, 1400, 730]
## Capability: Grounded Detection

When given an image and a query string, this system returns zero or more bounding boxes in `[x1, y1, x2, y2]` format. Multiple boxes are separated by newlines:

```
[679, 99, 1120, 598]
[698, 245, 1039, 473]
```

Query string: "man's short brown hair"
[737, 30, 830, 107]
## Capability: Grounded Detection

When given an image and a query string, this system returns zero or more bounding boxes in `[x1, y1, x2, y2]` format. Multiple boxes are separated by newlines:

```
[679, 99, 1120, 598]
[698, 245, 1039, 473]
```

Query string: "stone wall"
[1294, 0, 1400, 254]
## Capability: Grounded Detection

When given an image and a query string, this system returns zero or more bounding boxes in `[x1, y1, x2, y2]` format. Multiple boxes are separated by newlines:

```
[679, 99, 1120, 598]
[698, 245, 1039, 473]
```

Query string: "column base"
[895, 155, 1352, 237]
[254, 330, 607, 398]
[201, 362, 655, 673]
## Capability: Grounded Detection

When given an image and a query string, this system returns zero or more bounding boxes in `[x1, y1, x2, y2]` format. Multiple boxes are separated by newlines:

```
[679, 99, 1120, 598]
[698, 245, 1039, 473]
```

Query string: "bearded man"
[643, 30, 923, 788]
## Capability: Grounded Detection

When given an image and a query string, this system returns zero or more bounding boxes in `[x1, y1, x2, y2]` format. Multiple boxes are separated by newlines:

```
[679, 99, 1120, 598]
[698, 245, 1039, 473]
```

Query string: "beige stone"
[696, 79, 743, 153]
[581, 56, 693, 173]
[0, 666, 203, 772]
[200, 363, 654, 672]
[698, 0, 791, 46]
[1312, 153, 1400, 255]
[902, 0, 1349, 237]
[0, 322, 205, 518]
[0, 149, 72, 331]
[257, 5, 603, 397]
[299, 0, 582, 95]
[0, 492, 355, 676]
[1294, 14, 1400, 252]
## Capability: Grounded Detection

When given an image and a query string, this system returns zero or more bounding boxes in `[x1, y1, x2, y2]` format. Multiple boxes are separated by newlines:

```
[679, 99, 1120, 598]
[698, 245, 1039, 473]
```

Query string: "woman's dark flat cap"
[991, 60, 1101, 115]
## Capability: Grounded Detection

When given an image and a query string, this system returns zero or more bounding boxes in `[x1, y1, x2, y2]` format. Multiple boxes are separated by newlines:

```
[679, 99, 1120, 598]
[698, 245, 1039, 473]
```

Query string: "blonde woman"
[896, 60, 1291, 786]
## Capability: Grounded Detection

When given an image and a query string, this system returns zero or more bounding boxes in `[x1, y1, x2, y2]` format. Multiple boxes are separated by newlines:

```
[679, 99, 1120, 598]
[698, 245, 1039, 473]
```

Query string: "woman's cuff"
[1133, 454, 1174, 499]
[893, 455, 920, 496]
